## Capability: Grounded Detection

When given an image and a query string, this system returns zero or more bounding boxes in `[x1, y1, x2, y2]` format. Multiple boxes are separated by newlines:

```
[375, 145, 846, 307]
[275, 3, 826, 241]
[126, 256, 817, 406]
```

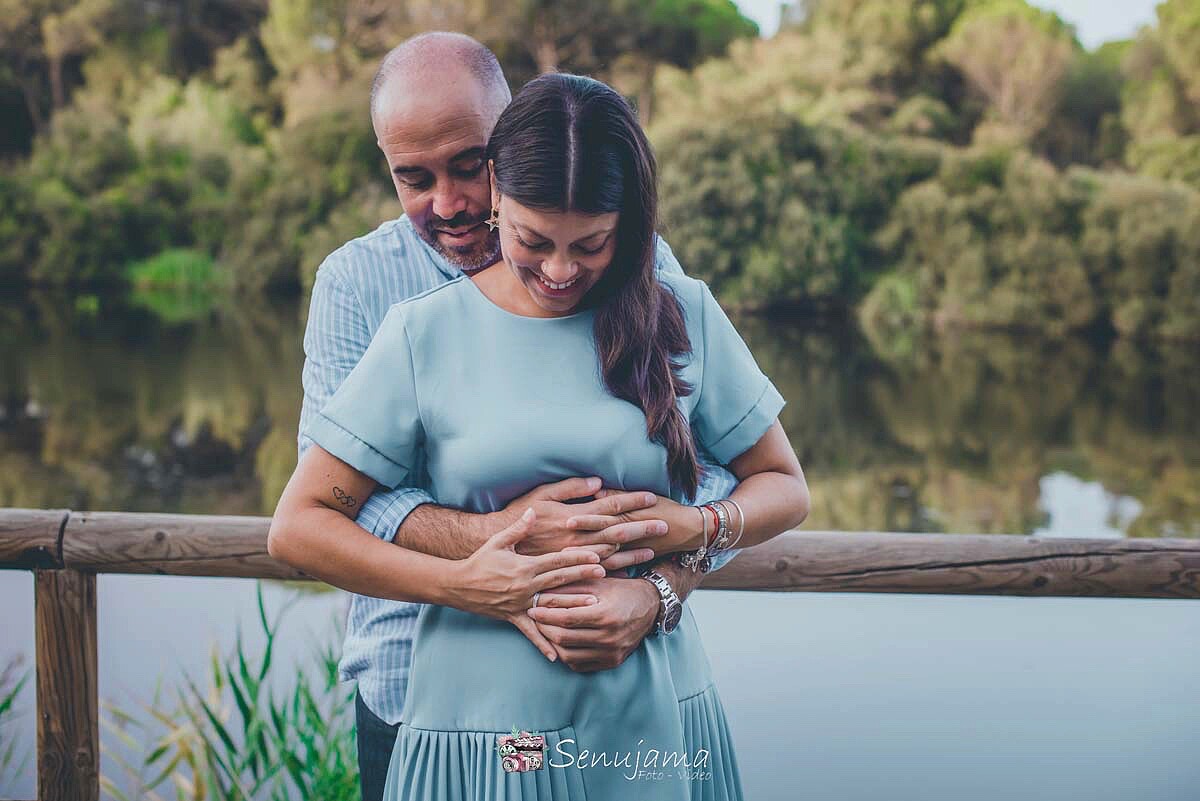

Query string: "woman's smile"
[528, 267, 584, 298]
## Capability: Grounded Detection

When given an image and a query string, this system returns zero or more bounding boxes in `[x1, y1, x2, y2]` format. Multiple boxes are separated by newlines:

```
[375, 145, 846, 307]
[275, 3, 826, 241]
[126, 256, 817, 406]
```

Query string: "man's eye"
[399, 175, 431, 190]
[453, 161, 484, 178]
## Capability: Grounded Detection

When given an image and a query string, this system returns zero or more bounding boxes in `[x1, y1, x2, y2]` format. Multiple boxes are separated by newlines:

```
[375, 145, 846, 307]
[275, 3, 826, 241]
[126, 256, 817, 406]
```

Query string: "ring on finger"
[531, 592, 541, 609]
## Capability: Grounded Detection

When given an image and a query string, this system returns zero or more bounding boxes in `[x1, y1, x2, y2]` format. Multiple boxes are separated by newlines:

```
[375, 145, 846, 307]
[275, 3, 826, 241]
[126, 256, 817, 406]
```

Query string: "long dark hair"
[487, 73, 701, 497]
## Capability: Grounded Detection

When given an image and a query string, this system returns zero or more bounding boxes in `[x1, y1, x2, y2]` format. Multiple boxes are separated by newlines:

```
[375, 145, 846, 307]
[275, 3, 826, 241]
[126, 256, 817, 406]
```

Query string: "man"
[281, 32, 741, 801]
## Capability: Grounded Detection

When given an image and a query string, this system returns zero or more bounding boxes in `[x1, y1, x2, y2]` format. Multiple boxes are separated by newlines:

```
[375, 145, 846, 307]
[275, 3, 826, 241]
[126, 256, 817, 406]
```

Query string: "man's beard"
[418, 211, 501, 273]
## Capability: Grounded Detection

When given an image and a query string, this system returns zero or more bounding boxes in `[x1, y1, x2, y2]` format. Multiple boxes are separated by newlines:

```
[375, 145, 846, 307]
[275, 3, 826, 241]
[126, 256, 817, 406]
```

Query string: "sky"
[736, 0, 1162, 48]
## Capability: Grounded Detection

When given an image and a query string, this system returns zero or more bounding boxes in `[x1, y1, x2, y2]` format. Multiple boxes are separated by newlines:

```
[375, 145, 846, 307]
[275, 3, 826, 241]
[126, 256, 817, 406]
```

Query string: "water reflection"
[1, 292, 1196, 537]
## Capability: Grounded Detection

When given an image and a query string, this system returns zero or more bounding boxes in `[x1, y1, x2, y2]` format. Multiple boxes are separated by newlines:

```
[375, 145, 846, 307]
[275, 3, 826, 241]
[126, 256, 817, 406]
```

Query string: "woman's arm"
[269, 444, 446, 605]
[269, 445, 608, 661]
[719, 419, 810, 547]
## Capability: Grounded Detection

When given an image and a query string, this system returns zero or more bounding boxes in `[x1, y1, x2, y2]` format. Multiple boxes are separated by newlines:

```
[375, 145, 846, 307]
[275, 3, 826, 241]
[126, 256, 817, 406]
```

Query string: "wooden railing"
[2, 506, 1198, 801]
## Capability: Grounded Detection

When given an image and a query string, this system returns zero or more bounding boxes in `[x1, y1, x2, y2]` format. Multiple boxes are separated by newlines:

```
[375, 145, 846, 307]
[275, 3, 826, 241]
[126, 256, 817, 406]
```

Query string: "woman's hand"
[564, 491, 705, 562]
[446, 508, 609, 661]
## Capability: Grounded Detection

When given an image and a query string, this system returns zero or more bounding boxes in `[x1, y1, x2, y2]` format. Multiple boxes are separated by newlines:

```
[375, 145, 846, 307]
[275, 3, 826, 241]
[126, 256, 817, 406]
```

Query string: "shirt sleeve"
[691, 280, 786, 465]
[304, 304, 423, 489]
[653, 234, 686, 277]
[299, 265, 434, 533]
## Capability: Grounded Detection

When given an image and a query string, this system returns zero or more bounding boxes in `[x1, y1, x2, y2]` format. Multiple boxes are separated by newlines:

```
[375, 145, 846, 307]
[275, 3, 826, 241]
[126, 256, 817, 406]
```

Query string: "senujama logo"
[547, 739, 711, 781]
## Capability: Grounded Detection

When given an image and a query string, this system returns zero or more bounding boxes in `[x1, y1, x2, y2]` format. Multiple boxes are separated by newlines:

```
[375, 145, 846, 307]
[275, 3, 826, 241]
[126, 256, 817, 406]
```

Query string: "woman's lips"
[530, 271, 581, 298]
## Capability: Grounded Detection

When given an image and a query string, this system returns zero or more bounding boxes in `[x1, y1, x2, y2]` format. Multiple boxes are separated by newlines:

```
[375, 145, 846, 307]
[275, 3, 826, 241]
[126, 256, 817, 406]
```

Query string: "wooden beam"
[60, 511, 308, 580]
[0, 508, 66, 569]
[700, 530, 1200, 599]
[35, 568, 98, 801]
[2, 509, 1198, 598]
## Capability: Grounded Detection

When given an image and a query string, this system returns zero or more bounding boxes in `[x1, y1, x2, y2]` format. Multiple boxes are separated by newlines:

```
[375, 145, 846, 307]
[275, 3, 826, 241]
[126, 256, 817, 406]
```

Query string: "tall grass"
[101, 583, 359, 801]
[0, 656, 32, 796]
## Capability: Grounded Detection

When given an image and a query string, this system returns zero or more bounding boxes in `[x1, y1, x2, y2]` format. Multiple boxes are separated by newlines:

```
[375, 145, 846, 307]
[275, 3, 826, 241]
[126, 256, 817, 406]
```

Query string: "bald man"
[285, 32, 742, 801]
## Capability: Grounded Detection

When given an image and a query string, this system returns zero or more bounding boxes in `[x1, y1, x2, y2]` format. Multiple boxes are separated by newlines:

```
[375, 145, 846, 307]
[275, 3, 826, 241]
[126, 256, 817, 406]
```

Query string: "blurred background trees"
[0, 0, 1197, 340]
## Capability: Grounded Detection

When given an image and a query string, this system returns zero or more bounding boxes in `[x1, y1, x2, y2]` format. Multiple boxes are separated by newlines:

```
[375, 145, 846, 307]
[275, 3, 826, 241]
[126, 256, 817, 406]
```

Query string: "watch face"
[662, 603, 682, 633]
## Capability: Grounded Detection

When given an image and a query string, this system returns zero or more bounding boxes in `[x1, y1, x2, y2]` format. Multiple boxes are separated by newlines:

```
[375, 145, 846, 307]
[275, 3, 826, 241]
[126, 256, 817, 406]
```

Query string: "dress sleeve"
[690, 280, 785, 465]
[302, 305, 423, 489]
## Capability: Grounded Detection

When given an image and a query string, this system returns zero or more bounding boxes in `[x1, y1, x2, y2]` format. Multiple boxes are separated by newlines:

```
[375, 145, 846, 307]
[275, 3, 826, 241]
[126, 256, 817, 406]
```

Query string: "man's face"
[374, 79, 500, 271]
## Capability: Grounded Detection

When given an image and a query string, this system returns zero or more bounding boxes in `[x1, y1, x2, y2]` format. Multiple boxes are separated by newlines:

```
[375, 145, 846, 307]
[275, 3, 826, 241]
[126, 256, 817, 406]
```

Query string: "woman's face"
[491, 186, 620, 317]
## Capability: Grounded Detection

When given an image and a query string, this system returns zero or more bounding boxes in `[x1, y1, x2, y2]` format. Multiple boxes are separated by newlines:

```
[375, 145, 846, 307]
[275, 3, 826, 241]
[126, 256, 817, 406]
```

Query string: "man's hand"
[525, 556, 711, 672]
[498, 478, 668, 569]
[523, 575, 660, 672]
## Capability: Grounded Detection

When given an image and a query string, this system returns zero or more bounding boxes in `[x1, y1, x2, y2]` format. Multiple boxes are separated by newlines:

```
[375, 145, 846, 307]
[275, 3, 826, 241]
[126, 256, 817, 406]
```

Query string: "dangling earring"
[485, 207, 499, 232]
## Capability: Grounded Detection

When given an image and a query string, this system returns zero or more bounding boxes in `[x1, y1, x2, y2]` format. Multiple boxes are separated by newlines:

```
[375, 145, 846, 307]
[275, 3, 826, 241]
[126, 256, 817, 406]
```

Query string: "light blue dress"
[305, 269, 785, 801]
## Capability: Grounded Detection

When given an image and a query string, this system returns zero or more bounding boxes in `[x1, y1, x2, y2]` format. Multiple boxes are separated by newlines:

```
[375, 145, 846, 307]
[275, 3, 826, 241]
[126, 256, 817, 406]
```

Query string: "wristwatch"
[641, 570, 683, 636]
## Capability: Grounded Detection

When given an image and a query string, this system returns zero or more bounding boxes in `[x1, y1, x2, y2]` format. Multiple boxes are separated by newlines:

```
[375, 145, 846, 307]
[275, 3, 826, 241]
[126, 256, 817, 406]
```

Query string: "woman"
[272, 73, 809, 800]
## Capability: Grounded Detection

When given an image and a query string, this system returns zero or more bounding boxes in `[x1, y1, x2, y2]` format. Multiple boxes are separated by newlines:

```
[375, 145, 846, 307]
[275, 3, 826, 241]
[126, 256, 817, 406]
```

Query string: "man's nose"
[431, 180, 469, 222]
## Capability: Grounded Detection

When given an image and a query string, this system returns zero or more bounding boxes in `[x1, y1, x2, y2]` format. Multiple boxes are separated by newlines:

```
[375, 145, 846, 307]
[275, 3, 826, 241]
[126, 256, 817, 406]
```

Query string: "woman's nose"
[541, 255, 578, 282]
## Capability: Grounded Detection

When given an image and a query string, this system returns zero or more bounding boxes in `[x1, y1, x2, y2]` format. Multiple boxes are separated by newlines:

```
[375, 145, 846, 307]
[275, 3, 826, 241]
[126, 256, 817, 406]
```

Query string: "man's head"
[371, 32, 511, 271]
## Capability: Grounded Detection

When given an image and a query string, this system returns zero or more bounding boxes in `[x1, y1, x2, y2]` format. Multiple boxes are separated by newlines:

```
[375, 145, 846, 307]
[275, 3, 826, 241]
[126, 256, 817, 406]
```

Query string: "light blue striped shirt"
[298, 215, 740, 725]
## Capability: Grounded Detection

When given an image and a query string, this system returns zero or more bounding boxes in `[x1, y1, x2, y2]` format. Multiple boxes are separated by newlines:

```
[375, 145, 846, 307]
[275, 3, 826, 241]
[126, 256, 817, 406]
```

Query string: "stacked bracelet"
[676, 499, 746, 573]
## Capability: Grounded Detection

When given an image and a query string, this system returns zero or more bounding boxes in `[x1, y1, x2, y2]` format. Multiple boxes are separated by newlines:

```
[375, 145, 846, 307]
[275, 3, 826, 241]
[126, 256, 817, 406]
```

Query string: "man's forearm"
[392, 502, 516, 560]
[646, 556, 706, 602]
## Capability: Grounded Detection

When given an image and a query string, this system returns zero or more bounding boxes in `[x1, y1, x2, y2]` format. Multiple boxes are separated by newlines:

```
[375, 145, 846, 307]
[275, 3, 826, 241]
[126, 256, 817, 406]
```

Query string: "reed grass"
[0, 656, 32, 795]
[101, 582, 359, 801]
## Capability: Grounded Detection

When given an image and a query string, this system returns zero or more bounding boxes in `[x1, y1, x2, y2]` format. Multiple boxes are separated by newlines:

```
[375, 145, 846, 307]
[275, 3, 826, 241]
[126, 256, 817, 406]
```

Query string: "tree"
[1119, 0, 1200, 188]
[937, 0, 1077, 145]
[41, 0, 118, 108]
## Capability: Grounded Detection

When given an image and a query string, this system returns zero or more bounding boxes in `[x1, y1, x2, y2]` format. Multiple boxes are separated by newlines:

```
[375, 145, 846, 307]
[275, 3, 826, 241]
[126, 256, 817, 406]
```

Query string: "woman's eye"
[576, 244, 604, 256]
[518, 237, 550, 251]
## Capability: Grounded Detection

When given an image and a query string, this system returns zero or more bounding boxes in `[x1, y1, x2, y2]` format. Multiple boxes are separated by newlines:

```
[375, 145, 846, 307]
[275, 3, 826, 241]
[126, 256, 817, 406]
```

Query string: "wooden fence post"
[34, 568, 99, 801]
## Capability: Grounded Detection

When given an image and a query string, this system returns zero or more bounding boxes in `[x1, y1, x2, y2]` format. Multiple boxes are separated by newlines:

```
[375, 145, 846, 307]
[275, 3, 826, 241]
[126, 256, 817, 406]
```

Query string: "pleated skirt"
[381, 602, 744, 801]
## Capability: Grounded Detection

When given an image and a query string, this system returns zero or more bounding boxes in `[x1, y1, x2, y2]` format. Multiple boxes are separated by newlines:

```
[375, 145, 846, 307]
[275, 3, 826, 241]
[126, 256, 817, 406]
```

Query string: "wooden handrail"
[2, 506, 1199, 801]
[1, 508, 1199, 596]
[699, 529, 1200, 598]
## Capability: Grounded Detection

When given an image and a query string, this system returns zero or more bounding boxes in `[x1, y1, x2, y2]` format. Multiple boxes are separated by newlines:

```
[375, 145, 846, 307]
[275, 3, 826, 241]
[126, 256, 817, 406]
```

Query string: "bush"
[1079, 169, 1200, 339]
[654, 112, 941, 308]
[867, 149, 1098, 334]
[127, 248, 223, 289]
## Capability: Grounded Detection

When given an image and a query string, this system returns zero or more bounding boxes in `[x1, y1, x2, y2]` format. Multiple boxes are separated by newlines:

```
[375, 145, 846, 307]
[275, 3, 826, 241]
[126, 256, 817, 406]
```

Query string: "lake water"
[1, 290, 1197, 800]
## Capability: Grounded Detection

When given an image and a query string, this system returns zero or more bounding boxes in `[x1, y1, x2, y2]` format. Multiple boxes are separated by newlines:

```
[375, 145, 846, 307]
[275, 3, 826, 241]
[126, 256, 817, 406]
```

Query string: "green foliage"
[866, 149, 1200, 338]
[935, 0, 1078, 144]
[1, 0, 1198, 341]
[100, 583, 359, 801]
[1078, 171, 1200, 340]
[127, 248, 222, 289]
[866, 149, 1099, 335]
[0, 657, 32, 794]
[655, 112, 942, 308]
[1040, 41, 1128, 165]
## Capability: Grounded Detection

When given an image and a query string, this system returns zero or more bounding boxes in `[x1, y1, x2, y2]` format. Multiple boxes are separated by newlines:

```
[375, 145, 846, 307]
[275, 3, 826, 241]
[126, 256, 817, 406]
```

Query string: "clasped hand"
[449, 477, 700, 670]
